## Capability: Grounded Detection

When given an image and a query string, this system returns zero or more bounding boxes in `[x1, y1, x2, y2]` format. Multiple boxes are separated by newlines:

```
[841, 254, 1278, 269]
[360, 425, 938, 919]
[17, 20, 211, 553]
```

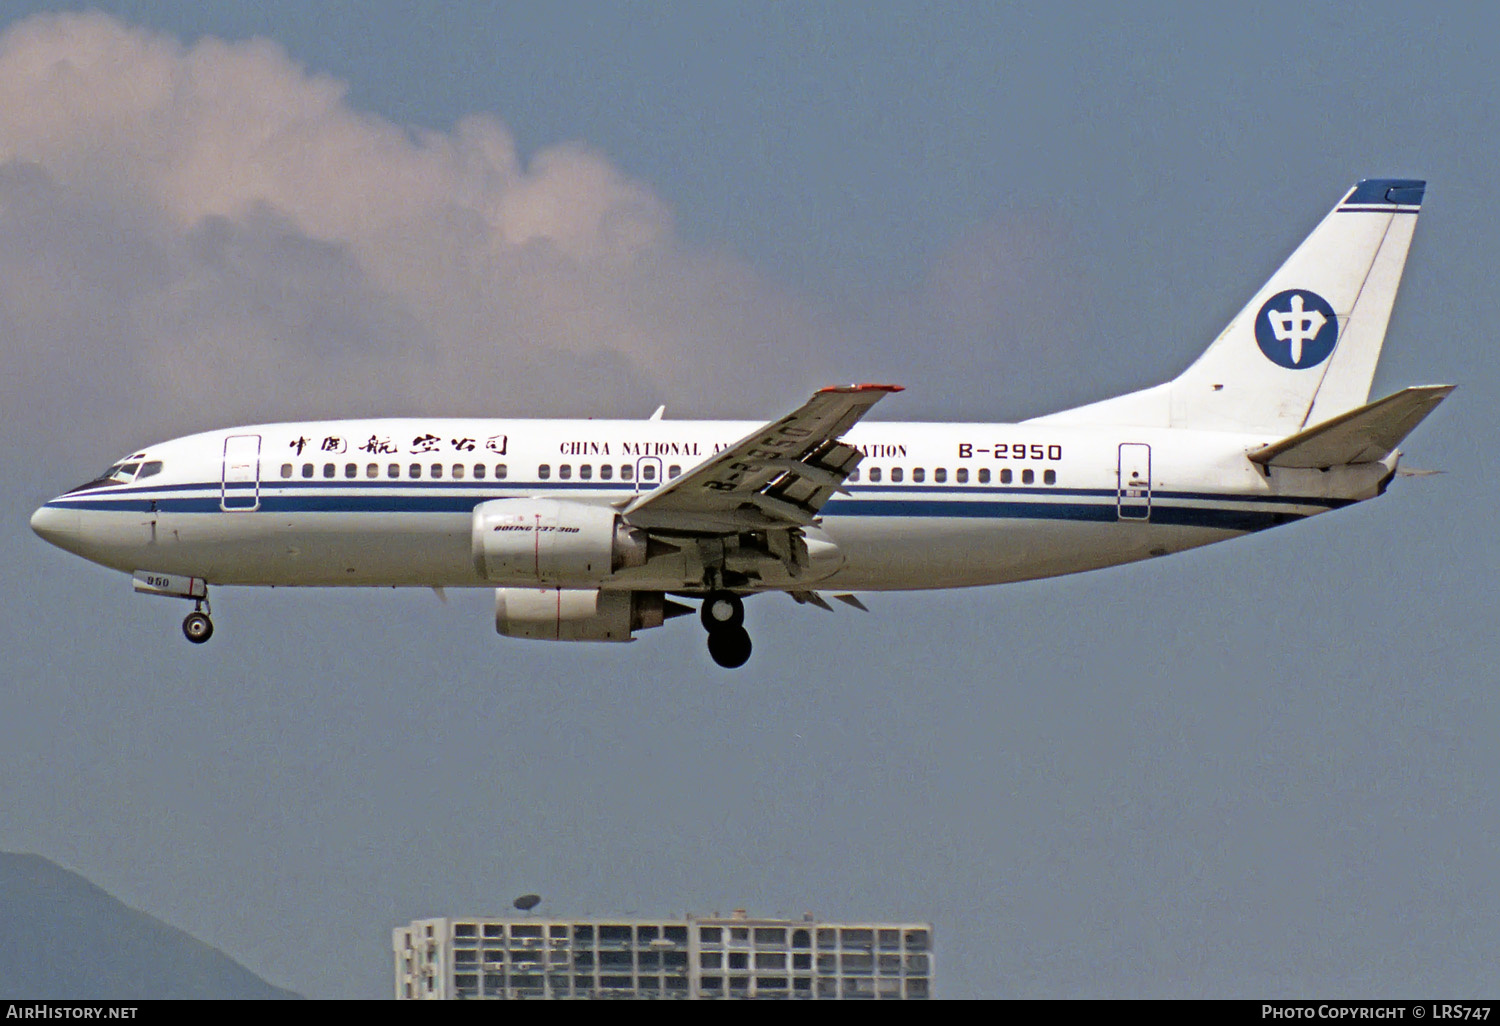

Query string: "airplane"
[30, 179, 1451, 668]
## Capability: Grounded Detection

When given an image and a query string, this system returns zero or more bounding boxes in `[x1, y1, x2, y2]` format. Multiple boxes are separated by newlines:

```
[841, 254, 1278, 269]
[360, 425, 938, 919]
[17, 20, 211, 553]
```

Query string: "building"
[392, 911, 932, 999]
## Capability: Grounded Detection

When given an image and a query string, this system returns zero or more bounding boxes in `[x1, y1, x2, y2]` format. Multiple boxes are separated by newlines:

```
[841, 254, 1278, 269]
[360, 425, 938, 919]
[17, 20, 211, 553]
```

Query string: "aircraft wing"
[621, 384, 902, 533]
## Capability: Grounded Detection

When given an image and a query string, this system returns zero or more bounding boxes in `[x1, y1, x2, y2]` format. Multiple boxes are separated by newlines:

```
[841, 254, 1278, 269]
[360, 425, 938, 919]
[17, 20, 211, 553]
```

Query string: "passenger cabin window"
[452, 464, 465, 479]
[302, 463, 314, 478]
[912, 468, 925, 483]
[580, 465, 593, 480]
[669, 465, 681, 479]
[538, 464, 551, 480]
[600, 464, 613, 481]
[281, 463, 293, 479]
[495, 464, 507, 479]
[642, 465, 657, 482]
[409, 463, 422, 478]
[890, 467, 904, 483]
[366, 464, 378, 478]
[621, 465, 634, 481]
[978, 468, 991, 483]
[934, 468, 947, 483]
[956, 467, 968, 483]
[473, 464, 486, 479]
[1022, 468, 1034, 484]
[559, 464, 572, 480]
[1000, 468, 1013, 484]
[868, 467, 882, 483]
[1044, 469, 1056, 485]
[847, 469, 860, 482]
[387, 464, 400, 478]
[344, 463, 357, 478]
[323, 463, 335, 478]
[431, 464, 443, 479]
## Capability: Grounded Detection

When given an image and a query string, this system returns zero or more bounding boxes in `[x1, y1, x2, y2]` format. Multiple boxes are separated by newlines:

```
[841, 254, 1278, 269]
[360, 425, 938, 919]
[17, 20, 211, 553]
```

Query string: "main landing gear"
[701, 591, 751, 668]
[182, 599, 214, 645]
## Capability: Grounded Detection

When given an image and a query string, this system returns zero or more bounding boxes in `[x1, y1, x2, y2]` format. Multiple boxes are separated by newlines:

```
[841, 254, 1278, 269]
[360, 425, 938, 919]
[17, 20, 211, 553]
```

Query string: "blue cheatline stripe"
[1338, 205, 1419, 215]
[45, 484, 1325, 532]
[56, 478, 1349, 510]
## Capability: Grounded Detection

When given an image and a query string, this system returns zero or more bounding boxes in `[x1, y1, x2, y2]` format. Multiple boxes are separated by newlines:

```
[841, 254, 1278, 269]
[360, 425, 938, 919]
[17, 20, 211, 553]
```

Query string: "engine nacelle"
[495, 588, 673, 642]
[472, 498, 648, 585]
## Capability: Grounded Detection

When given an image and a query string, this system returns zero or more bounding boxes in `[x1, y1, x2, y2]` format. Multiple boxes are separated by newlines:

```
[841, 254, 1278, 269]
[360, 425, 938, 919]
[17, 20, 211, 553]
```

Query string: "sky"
[1, 1, 1496, 999]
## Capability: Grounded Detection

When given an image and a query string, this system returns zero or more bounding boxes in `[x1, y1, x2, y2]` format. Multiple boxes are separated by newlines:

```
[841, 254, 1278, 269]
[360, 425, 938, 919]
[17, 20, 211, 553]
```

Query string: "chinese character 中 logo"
[1254, 289, 1338, 369]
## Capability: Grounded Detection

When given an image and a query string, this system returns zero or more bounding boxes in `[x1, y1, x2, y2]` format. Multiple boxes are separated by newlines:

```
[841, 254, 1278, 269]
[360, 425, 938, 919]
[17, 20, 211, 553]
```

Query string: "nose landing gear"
[182, 599, 214, 644]
[701, 591, 751, 668]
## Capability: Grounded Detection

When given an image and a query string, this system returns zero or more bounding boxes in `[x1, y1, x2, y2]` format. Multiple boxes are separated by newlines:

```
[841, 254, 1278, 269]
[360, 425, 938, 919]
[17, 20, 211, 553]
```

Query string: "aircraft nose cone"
[30, 504, 80, 549]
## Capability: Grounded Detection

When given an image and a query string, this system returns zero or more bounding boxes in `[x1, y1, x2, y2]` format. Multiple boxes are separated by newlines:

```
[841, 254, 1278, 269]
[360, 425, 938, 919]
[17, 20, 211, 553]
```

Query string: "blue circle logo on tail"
[1255, 289, 1338, 369]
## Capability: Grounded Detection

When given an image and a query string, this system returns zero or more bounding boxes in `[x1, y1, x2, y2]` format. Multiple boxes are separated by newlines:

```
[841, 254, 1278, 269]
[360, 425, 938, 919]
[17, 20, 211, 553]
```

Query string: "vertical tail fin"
[1167, 179, 1424, 433]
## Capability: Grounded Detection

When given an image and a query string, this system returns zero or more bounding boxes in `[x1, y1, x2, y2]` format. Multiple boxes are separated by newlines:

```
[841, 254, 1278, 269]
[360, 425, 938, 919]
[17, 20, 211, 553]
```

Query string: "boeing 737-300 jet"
[31, 179, 1451, 667]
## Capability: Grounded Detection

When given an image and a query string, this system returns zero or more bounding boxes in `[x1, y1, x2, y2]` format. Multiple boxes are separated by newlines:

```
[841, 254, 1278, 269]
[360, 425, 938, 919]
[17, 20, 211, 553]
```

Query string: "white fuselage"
[32, 417, 1394, 593]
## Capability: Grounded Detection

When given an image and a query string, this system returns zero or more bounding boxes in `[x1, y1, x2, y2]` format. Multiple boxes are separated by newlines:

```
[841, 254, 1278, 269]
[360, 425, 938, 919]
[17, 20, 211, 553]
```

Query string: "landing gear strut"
[701, 591, 751, 668]
[182, 599, 214, 644]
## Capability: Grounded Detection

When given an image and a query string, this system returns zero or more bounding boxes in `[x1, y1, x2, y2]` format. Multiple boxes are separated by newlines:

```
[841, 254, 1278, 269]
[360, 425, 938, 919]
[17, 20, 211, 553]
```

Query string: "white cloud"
[0, 12, 1077, 473]
[0, 13, 852, 462]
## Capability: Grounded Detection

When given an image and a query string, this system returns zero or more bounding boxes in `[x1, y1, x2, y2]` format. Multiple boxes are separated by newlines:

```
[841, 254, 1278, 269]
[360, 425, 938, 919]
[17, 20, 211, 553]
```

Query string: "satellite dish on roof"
[514, 894, 541, 912]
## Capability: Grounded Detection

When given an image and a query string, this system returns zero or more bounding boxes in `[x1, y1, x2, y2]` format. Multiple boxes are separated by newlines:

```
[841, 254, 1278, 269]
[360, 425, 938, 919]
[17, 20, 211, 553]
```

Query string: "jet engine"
[472, 498, 648, 585]
[494, 588, 686, 642]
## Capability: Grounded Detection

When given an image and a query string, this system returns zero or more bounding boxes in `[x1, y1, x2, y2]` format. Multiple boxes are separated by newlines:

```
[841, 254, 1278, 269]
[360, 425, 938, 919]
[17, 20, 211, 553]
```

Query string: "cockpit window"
[66, 459, 147, 493]
[137, 461, 163, 480]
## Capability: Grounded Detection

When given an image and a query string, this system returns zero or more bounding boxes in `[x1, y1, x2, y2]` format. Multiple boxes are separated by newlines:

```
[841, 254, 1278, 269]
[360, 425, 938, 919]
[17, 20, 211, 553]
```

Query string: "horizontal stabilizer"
[1248, 385, 1453, 469]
